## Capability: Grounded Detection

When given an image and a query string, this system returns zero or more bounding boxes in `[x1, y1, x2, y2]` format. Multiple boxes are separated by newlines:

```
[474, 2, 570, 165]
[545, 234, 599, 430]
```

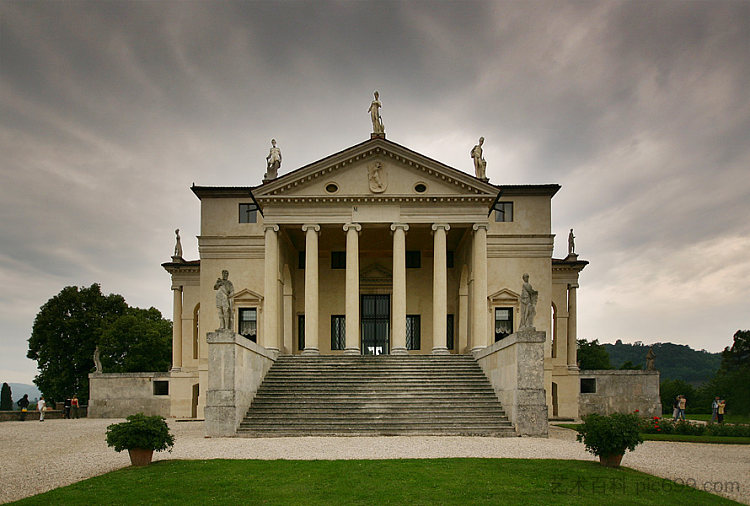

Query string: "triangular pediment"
[360, 263, 392, 287]
[254, 138, 498, 204]
[231, 288, 263, 303]
[489, 288, 520, 305]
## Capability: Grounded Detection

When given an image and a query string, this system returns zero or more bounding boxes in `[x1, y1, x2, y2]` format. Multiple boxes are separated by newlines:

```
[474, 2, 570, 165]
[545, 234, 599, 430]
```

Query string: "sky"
[2, 0, 749, 385]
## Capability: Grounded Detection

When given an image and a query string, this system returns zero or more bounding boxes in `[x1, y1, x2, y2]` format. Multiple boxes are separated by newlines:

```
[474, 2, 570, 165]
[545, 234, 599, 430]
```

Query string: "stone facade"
[90, 133, 596, 436]
[578, 370, 662, 418]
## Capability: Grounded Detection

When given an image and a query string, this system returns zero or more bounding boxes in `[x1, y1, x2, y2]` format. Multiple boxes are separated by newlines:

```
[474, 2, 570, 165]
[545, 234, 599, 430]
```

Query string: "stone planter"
[128, 448, 154, 466]
[599, 453, 624, 468]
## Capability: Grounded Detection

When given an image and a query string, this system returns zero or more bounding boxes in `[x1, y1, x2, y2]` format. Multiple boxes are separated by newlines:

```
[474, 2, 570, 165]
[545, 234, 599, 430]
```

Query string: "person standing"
[64, 397, 71, 419]
[71, 395, 79, 419]
[678, 395, 687, 421]
[38, 396, 46, 422]
[17, 394, 29, 421]
[718, 399, 726, 423]
[672, 396, 680, 420]
[711, 396, 720, 423]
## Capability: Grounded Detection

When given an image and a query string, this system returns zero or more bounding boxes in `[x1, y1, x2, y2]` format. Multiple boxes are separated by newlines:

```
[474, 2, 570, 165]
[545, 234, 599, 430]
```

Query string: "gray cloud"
[1, 0, 748, 382]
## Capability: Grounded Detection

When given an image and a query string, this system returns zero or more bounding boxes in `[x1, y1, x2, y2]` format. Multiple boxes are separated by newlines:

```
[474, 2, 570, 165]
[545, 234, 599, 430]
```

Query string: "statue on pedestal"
[172, 229, 183, 261]
[264, 139, 282, 181]
[471, 137, 487, 180]
[519, 273, 538, 330]
[214, 270, 235, 330]
[93, 346, 102, 373]
[568, 228, 576, 256]
[646, 347, 656, 371]
[368, 91, 385, 135]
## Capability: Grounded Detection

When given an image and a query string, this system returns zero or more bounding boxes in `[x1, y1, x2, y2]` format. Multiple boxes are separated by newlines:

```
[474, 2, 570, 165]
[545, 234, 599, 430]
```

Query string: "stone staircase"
[237, 354, 516, 437]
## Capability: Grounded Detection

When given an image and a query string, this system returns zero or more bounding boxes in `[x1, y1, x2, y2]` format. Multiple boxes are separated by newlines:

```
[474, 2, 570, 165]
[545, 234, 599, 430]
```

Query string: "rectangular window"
[298, 314, 305, 351]
[239, 308, 258, 342]
[494, 202, 513, 222]
[331, 251, 346, 269]
[406, 250, 421, 269]
[239, 203, 258, 223]
[406, 315, 421, 350]
[580, 378, 597, 394]
[447, 314, 455, 350]
[495, 307, 513, 342]
[298, 251, 305, 270]
[153, 380, 169, 396]
[447, 251, 454, 269]
[331, 315, 345, 350]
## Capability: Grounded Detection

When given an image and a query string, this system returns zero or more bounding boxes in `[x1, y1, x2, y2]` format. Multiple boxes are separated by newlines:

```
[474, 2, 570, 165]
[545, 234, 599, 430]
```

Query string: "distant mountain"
[603, 341, 721, 386]
[5, 383, 42, 403]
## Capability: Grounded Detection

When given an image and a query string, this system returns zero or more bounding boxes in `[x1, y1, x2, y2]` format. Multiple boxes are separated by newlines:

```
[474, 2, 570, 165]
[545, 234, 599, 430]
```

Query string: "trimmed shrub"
[576, 413, 643, 457]
[106, 413, 175, 453]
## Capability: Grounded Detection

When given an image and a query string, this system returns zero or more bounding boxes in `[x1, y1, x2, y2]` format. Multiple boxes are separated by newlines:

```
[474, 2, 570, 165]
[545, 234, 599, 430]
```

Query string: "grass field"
[554, 424, 750, 445]
[11, 459, 736, 505]
[687, 413, 750, 424]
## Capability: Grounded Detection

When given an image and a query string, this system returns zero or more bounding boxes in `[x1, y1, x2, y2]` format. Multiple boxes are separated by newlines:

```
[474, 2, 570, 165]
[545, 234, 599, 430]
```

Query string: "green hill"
[602, 341, 721, 386]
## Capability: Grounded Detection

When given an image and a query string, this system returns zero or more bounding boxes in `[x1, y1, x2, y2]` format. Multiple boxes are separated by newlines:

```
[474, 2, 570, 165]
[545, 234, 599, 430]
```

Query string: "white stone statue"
[368, 91, 385, 134]
[93, 346, 102, 373]
[214, 270, 235, 330]
[367, 161, 387, 193]
[568, 228, 575, 256]
[264, 139, 282, 181]
[173, 228, 183, 260]
[519, 273, 538, 330]
[471, 137, 487, 180]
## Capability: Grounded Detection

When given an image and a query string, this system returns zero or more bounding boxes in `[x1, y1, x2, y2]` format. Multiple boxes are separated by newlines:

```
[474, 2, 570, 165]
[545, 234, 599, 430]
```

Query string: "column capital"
[431, 223, 451, 232]
[171, 285, 183, 291]
[472, 223, 489, 232]
[390, 222, 410, 232]
[568, 283, 580, 290]
[343, 222, 362, 233]
[302, 224, 320, 233]
[263, 224, 280, 233]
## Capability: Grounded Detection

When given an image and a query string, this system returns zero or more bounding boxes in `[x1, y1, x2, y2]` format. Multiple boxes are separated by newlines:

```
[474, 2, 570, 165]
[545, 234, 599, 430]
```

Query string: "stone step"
[237, 428, 518, 437]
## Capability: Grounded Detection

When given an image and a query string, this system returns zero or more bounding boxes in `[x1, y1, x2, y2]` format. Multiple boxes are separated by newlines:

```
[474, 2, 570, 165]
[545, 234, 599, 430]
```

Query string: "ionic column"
[343, 223, 362, 355]
[472, 223, 489, 352]
[432, 223, 450, 355]
[302, 224, 320, 355]
[171, 286, 183, 370]
[567, 283, 579, 368]
[390, 223, 409, 355]
[263, 224, 280, 352]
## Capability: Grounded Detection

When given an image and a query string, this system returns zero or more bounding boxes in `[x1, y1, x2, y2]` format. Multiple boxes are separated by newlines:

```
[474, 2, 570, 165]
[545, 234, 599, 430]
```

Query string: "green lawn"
[554, 424, 750, 445]
[11, 459, 736, 505]
[687, 413, 750, 424]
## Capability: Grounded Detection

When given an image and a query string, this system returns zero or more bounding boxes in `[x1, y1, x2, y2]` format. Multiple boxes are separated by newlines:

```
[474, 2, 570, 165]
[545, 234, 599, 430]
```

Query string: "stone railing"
[473, 329, 548, 437]
[204, 329, 277, 436]
[578, 369, 661, 418]
[88, 372, 171, 418]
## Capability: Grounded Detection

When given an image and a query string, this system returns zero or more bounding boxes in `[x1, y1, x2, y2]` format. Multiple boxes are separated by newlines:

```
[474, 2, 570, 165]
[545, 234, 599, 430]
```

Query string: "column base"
[266, 347, 280, 353]
[567, 364, 580, 372]
[301, 348, 320, 356]
[170, 367, 182, 373]
[432, 347, 450, 355]
[470, 346, 486, 354]
[390, 347, 408, 355]
[343, 347, 360, 355]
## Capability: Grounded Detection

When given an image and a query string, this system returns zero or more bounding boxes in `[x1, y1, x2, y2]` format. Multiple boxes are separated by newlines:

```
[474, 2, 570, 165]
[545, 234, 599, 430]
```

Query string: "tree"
[577, 339, 613, 370]
[0, 383, 12, 410]
[27, 284, 128, 404]
[706, 330, 750, 415]
[618, 361, 642, 370]
[99, 307, 172, 373]
[660, 379, 697, 414]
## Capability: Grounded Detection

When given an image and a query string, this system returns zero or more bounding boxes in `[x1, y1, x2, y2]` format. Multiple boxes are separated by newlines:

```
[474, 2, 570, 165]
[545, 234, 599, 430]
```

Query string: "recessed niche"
[325, 183, 339, 194]
[414, 183, 427, 193]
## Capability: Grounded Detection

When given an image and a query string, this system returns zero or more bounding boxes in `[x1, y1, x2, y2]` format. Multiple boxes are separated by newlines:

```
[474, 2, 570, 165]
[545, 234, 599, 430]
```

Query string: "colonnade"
[261, 222, 490, 355]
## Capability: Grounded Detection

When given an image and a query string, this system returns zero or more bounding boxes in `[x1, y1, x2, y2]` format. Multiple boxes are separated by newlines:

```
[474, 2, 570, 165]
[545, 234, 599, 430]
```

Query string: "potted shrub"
[576, 413, 643, 467]
[106, 413, 175, 466]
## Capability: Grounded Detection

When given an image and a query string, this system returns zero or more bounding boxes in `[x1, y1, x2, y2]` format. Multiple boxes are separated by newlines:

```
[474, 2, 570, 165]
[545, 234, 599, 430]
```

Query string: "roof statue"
[172, 228, 183, 262]
[368, 91, 385, 137]
[567, 228, 577, 259]
[471, 137, 488, 181]
[264, 139, 282, 182]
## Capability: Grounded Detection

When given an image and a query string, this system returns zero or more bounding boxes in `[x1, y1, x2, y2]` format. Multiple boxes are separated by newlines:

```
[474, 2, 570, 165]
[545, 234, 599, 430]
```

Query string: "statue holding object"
[214, 270, 235, 330]
[471, 137, 487, 180]
[264, 139, 282, 181]
[368, 91, 385, 135]
[519, 273, 538, 330]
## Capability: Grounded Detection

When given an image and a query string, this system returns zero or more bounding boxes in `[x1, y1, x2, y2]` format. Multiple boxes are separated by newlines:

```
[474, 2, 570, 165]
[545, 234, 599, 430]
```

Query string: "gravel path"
[1, 419, 747, 504]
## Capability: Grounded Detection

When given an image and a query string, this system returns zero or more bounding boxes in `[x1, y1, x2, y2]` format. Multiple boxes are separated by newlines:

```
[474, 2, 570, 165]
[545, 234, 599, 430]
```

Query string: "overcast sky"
[2, 1, 749, 385]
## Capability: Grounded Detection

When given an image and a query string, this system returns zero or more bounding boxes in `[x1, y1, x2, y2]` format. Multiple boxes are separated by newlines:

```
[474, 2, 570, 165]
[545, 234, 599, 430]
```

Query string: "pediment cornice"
[254, 138, 498, 200]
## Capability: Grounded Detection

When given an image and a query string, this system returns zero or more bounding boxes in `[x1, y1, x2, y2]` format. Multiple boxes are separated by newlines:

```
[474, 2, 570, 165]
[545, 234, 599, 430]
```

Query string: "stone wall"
[474, 329, 548, 437]
[88, 372, 171, 418]
[578, 370, 661, 418]
[204, 329, 276, 437]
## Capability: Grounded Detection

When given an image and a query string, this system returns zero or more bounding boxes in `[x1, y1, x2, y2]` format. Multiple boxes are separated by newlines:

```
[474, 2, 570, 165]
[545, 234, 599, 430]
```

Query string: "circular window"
[414, 183, 427, 193]
[325, 183, 339, 194]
